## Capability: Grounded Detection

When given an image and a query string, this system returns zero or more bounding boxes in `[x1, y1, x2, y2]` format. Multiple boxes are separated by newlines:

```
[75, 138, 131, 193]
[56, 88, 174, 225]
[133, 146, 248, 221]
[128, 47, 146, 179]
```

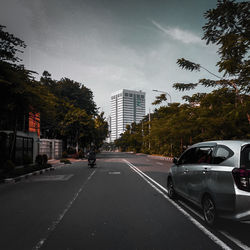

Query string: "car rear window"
[213, 145, 234, 164]
[241, 144, 250, 169]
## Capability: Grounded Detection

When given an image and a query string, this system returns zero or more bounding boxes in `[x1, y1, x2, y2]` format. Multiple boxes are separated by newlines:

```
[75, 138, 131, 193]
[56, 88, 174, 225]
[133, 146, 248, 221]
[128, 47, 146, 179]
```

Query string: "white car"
[167, 140, 250, 226]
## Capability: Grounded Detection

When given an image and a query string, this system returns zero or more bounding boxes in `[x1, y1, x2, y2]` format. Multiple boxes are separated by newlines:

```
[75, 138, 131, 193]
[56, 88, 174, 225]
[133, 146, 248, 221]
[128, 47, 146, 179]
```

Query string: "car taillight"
[232, 168, 250, 192]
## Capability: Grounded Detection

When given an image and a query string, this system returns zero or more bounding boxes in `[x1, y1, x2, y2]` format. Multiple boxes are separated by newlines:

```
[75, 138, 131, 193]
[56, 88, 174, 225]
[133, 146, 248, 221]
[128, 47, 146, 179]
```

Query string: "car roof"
[191, 140, 250, 148]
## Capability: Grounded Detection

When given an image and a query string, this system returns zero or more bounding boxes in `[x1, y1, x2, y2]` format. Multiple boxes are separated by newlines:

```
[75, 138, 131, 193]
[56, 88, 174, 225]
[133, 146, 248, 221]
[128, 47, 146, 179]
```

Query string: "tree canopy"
[173, 0, 249, 123]
[115, 0, 250, 157]
[0, 25, 108, 160]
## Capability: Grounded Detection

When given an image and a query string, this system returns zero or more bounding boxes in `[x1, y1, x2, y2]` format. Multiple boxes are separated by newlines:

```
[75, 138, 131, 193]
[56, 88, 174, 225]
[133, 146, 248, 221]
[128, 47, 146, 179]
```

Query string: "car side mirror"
[173, 157, 179, 165]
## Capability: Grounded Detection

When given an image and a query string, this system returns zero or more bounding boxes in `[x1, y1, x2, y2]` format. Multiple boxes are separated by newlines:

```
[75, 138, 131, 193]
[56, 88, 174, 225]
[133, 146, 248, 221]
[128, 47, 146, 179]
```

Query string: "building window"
[141, 95, 144, 99]
[125, 93, 128, 96]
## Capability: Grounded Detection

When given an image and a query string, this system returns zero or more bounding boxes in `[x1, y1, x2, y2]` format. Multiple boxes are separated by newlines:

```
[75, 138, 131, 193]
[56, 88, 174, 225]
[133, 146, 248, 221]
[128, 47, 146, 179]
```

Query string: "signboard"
[29, 112, 40, 137]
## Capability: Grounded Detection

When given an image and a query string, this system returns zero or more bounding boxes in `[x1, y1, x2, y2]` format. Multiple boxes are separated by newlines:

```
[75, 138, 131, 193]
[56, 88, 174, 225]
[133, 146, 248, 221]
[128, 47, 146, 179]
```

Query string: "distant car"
[167, 140, 250, 226]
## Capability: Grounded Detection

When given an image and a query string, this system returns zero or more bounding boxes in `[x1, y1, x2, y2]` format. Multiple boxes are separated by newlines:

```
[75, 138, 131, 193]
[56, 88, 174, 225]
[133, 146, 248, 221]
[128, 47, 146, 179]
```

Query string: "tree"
[39, 72, 99, 148]
[55, 78, 97, 115]
[0, 25, 38, 160]
[152, 93, 167, 106]
[93, 112, 109, 149]
[0, 25, 26, 63]
[173, 0, 250, 122]
[60, 107, 94, 153]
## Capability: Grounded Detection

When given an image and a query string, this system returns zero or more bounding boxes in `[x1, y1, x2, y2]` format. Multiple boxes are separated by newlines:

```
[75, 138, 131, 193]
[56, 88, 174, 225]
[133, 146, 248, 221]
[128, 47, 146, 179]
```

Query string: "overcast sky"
[1, 0, 223, 116]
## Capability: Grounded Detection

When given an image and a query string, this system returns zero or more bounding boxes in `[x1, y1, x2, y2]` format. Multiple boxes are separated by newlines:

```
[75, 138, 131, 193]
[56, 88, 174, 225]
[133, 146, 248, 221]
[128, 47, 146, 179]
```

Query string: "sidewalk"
[132, 152, 173, 162]
[147, 155, 173, 162]
[2, 158, 87, 184]
[48, 158, 87, 166]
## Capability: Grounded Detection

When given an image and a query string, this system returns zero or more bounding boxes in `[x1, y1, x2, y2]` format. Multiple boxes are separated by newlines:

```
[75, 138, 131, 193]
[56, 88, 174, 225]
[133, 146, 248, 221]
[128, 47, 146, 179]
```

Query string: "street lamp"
[152, 89, 172, 104]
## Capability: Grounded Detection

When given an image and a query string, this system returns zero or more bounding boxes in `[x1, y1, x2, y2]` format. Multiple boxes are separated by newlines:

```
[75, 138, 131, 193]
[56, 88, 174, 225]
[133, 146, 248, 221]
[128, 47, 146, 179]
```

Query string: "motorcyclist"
[87, 147, 96, 165]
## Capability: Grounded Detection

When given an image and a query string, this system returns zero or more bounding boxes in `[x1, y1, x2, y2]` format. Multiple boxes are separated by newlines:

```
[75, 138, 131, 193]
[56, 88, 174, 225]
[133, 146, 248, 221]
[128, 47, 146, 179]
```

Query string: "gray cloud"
[1, 0, 221, 116]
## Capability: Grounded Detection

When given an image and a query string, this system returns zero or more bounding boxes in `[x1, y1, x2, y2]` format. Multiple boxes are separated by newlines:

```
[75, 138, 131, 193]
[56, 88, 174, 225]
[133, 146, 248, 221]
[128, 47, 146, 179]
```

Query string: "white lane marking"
[123, 159, 232, 250]
[33, 170, 96, 250]
[178, 200, 204, 220]
[108, 172, 121, 175]
[28, 174, 74, 182]
[156, 162, 163, 165]
[219, 231, 250, 250]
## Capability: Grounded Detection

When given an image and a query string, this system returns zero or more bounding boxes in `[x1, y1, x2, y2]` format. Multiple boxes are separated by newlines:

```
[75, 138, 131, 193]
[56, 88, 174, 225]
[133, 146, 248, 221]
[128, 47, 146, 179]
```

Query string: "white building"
[110, 89, 146, 141]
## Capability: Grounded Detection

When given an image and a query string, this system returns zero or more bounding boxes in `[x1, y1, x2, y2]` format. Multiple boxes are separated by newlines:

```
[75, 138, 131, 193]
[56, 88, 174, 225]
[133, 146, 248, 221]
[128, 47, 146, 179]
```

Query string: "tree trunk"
[76, 130, 79, 154]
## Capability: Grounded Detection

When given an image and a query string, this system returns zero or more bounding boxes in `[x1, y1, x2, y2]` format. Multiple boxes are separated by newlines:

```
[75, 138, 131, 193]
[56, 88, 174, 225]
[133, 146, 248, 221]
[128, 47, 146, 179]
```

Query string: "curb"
[147, 155, 173, 162]
[3, 167, 55, 184]
[126, 151, 173, 162]
[1, 160, 87, 185]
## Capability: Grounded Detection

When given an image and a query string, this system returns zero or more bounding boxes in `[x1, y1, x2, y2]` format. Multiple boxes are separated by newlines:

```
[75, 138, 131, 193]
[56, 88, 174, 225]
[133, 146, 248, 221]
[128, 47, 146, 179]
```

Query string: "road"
[0, 152, 250, 250]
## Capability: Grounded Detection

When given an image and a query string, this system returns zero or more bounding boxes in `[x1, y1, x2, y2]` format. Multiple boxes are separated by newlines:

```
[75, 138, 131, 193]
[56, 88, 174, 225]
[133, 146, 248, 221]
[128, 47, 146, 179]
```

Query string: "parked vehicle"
[167, 140, 250, 226]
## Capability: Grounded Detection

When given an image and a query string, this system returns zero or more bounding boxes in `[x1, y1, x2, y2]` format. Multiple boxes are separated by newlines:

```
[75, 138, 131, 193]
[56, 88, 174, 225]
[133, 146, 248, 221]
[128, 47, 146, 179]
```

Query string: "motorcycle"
[88, 158, 96, 168]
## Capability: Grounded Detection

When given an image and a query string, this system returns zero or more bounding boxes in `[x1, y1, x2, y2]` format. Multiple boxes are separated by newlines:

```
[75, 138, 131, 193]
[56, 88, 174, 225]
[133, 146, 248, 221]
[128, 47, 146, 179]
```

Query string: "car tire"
[202, 195, 217, 227]
[167, 177, 176, 199]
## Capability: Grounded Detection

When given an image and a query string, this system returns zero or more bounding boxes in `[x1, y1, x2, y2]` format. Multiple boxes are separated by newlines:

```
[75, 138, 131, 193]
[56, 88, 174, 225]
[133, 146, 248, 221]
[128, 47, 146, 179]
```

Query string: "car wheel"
[202, 195, 217, 226]
[167, 178, 176, 199]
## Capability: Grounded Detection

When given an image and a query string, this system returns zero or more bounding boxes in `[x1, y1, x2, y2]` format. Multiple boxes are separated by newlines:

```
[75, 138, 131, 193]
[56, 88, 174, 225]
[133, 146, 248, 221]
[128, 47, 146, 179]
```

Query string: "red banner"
[29, 112, 40, 137]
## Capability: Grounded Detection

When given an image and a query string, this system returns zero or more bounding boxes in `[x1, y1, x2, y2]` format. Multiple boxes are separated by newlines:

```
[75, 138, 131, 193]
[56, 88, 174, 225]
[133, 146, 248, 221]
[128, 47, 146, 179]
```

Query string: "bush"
[3, 160, 15, 173]
[42, 154, 48, 165]
[71, 153, 79, 159]
[36, 154, 48, 166]
[60, 159, 71, 164]
[67, 147, 76, 154]
[35, 155, 43, 165]
[78, 150, 84, 159]
[23, 154, 32, 165]
[62, 151, 68, 158]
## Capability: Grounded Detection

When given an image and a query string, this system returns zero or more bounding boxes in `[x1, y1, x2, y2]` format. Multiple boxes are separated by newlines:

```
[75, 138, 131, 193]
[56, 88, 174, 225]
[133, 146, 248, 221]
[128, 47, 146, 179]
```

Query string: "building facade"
[110, 89, 145, 141]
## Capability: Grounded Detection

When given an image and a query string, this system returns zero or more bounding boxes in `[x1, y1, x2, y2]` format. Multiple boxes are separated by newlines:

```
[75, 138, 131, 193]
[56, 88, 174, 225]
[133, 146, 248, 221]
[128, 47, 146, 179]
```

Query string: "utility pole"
[149, 108, 151, 151]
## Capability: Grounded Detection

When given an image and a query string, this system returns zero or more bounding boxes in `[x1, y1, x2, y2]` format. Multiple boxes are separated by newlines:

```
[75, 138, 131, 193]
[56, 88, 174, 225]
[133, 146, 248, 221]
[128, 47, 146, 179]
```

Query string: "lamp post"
[152, 89, 172, 104]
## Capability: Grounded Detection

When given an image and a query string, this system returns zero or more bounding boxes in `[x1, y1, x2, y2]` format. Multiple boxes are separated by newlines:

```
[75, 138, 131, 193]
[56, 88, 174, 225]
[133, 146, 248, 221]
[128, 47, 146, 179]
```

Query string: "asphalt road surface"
[0, 152, 250, 250]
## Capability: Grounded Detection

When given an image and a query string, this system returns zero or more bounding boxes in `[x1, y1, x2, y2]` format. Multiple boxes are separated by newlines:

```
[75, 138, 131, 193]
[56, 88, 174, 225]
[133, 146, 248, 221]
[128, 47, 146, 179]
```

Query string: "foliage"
[62, 151, 68, 158]
[42, 154, 48, 165]
[35, 155, 43, 165]
[35, 154, 48, 166]
[203, 0, 249, 78]
[38, 71, 107, 150]
[0, 25, 26, 63]
[3, 160, 15, 173]
[60, 159, 71, 164]
[152, 93, 167, 105]
[115, 89, 250, 157]
[60, 107, 94, 151]
[23, 154, 32, 165]
[78, 150, 84, 159]
[1, 25, 108, 159]
[46, 76, 97, 116]
[174, 0, 249, 99]
[93, 112, 109, 149]
[173, 0, 250, 128]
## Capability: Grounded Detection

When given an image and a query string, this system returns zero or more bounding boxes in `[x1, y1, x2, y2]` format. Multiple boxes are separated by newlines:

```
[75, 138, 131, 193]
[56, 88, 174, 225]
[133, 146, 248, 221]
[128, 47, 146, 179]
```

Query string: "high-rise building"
[110, 89, 146, 141]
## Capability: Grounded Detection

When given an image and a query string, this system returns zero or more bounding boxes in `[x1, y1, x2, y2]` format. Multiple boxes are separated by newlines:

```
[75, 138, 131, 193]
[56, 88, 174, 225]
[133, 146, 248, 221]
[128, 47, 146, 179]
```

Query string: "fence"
[39, 139, 62, 159]
[0, 132, 34, 166]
